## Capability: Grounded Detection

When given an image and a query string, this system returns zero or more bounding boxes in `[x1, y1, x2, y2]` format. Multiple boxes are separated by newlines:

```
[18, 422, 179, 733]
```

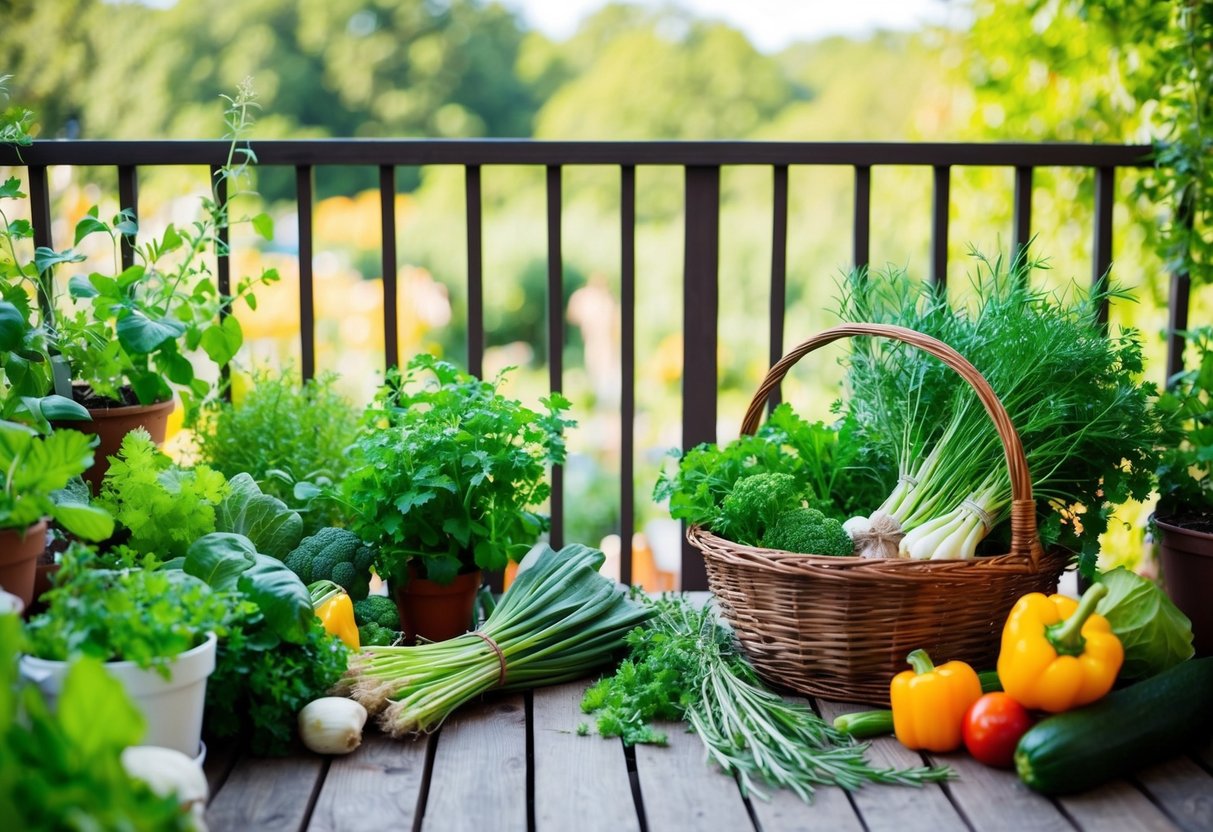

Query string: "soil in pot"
[0, 519, 48, 608]
[57, 387, 175, 493]
[1156, 514, 1213, 657]
[393, 569, 483, 643]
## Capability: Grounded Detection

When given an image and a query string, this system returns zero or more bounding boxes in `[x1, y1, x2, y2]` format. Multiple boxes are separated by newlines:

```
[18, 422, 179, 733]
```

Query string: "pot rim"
[19, 631, 217, 676]
[83, 397, 176, 418]
[1154, 515, 1213, 543]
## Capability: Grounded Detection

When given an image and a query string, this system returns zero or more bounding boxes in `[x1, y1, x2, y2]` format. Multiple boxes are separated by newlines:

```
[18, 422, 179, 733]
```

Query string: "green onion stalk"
[839, 250, 1163, 562]
[335, 544, 651, 737]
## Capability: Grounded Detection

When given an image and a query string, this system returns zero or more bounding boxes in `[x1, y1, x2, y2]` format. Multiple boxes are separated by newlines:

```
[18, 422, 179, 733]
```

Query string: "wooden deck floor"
[202, 679, 1213, 832]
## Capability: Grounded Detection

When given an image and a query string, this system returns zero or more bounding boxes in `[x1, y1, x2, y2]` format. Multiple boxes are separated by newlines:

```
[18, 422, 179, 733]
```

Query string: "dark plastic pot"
[1156, 516, 1213, 657]
[0, 519, 48, 608]
[393, 569, 482, 644]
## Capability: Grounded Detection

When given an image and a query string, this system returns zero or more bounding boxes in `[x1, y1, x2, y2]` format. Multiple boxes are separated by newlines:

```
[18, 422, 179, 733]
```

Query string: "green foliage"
[24, 545, 237, 674]
[215, 472, 304, 559]
[283, 527, 375, 600]
[0, 420, 112, 539]
[0, 613, 196, 831]
[353, 594, 400, 629]
[357, 621, 398, 647]
[1096, 566, 1194, 682]
[192, 370, 359, 531]
[1155, 326, 1213, 517]
[205, 612, 348, 756]
[717, 473, 804, 546]
[654, 403, 892, 536]
[763, 508, 854, 556]
[97, 429, 228, 559]
[342, 353, 574, 585]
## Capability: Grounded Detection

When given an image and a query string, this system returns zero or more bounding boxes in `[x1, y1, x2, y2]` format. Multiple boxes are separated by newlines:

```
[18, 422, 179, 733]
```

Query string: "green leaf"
[88, 272, 121, 298]
[6, 218, 31, 239]
[422, 552, 461, 584]
[1097, 567, 1194, 681]
[129, 371, 170, 405]
[57, 657, 147, 757]
[251, 212, 274, 240]
[199, 315, 242, 366]
[215, 473, 304, 559]
[115, 264, 146, 291]
[158, 223, 183, 254]
[183, 532, 257, 590]
[116, 310, 186, 354]
[68, 275, 100, 299]
[0, 177, 23, 199]
[11, 427, 95, 493]
[0, 300, 24, 350]
[237, 554, 313, 644]
[74, 214, 109, 246]
[112, 208, 138, 238]
[33, 247, 85, 275]
[49, 502, 115, 542]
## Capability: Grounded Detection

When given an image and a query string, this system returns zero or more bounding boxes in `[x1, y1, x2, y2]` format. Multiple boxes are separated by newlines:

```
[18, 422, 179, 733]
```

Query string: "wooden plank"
[924, 750, 1073, 832]
[422, 693, 527, 832]
[815, 700, 968, 832]
[1135, 755, 1213, 832]
[633, 720, 755, 831]
[532, 682, 641, 832]
[205, 754, 326, 831]
[307, 732, 431, 832]
[202, 740, 241, 802]
[1057, 782, 1180, 832]
[746, 698, 864, 832]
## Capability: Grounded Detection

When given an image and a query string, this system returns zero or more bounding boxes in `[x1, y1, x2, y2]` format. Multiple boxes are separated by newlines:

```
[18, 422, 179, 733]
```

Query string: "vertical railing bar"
[931, 165, 950, 287]
[853, 165, 871, 271]
[1166, 196, 1196, 382]
[28, 165, 54, 325]
[620, 164, 636, 587]
[211, 165, 232, 399]
[465, 164, 484, 380]
[1093, 166, 1115, 329]
[546, 164, 564, 551]
[295, 165, 316, 382]
[117, 165, 139, 271]
[379, 165, 399, 372]
[1013, 166, 1033, 261]
[768, 164, 789, 414]
[681, 165, 720, 591]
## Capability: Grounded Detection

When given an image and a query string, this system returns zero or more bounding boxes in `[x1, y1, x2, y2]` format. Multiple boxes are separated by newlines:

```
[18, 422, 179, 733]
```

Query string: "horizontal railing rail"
[0, 139, 1181, 590]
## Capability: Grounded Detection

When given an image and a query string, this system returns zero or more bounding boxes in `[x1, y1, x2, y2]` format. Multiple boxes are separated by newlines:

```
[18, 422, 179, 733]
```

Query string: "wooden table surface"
[202, 678, 1213, 832]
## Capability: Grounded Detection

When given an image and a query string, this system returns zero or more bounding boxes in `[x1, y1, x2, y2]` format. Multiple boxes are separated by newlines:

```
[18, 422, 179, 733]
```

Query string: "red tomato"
[963, 693, 1033, 768]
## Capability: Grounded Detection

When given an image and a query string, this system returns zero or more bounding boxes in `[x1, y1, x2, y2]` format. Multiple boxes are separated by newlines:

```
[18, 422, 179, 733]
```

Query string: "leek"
[335, 544, 650, 736]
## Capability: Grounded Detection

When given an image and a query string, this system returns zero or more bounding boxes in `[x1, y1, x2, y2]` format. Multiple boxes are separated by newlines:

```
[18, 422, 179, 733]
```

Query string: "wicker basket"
[696, 323, 1068, 706]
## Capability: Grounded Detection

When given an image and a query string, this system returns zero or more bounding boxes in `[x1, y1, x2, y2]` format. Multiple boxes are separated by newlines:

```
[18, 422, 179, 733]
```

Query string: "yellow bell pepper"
[309, 580, 361, 651]
[997, 583, 1122, 713]
[890, 649, 983, 752]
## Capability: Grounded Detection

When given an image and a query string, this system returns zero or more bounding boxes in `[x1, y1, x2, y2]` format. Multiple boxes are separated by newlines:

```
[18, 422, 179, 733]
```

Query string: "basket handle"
[740, 323, 1041, 566]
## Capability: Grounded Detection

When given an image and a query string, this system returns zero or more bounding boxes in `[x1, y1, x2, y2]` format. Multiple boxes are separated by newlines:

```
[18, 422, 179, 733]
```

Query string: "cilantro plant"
[341, 353, 574, 585]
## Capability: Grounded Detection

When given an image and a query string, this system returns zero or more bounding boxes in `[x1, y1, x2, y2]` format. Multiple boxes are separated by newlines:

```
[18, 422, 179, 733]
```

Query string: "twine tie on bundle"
[471, 630, 508, 687]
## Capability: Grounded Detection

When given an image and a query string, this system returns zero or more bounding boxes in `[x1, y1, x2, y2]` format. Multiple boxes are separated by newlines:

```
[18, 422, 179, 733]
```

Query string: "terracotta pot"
[1156, 516, 1213, 657]
[393, 569, 483, 643]
[68, 398, 175, 493]
[0, 519, 49, 608]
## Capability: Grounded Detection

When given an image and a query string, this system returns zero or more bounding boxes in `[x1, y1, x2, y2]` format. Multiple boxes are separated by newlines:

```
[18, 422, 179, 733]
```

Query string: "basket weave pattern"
[695, 324, 1068, 706]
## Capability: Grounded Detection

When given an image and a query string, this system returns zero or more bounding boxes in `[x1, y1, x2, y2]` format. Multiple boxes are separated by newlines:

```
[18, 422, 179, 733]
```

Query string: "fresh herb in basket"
[580, 594, 952, 802]
[837, 250, 1163, 574]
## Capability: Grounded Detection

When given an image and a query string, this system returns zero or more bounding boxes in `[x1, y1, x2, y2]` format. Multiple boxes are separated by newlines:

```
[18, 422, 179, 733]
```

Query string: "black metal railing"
[3, 140, 1176, 589]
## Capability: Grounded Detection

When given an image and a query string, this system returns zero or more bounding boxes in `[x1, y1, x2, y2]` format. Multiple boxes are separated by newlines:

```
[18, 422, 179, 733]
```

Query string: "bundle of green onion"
[337, 544, 651, 736]
[838, 250, 1163, 569]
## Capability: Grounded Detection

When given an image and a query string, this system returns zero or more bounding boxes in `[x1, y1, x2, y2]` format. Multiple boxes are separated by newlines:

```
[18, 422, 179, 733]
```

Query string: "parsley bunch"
[342, 353, 574, 585]
[581, 595, 951, 802]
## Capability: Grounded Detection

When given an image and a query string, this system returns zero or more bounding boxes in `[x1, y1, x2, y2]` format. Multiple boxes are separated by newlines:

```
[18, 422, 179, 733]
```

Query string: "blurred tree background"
[2, 0, 1207, 579]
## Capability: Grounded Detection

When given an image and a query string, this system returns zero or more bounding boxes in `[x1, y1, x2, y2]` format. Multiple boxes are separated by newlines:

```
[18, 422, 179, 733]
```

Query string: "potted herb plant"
[1154, 325, 1213, 656]
[340, 353, 574, 642]
[0, 420, 113, 606]
[20, 545, 233, 758]
[4, 81, 278, 490]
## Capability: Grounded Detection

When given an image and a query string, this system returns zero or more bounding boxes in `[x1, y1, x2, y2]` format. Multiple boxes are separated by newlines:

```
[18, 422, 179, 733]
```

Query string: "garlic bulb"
[121, 745, 209, 831]
[299, 697, 368, 755]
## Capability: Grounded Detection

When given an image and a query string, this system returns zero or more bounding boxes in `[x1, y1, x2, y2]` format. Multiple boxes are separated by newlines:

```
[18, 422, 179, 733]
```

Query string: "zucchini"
[1015, 657, 1213, 795]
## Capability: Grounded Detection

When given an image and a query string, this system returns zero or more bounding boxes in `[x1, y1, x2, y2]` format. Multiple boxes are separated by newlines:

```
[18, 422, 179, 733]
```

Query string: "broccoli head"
[762, 508, 854, 556]
[717, 472, 804, 546]
[353, 594, 400, 629]
[284, 527, 376, 600]
[358, 622, 399, 647]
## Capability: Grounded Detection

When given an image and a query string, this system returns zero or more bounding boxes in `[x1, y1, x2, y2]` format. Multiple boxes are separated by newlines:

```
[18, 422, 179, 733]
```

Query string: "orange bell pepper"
[890, 649, 983, 752]
[997, 583, 1122, 713]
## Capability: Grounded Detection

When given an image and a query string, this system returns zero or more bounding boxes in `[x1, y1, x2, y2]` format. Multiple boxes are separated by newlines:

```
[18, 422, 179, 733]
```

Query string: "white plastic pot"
[19, 633, 217, 757]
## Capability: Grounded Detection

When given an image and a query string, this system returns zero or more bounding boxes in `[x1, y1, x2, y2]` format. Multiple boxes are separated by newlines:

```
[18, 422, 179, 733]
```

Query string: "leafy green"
[581, 595, 951, 801]
[342, 353, 574, 584]
[192, 370, 359, 531]
[215, 472, 304, 558]
[0, 613, 195, 830]
[1154, 326, 1213, 520]
[97, 429, 228, 559]
[0, 419, 113, 539]
[1096, 567, 1194, 681]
